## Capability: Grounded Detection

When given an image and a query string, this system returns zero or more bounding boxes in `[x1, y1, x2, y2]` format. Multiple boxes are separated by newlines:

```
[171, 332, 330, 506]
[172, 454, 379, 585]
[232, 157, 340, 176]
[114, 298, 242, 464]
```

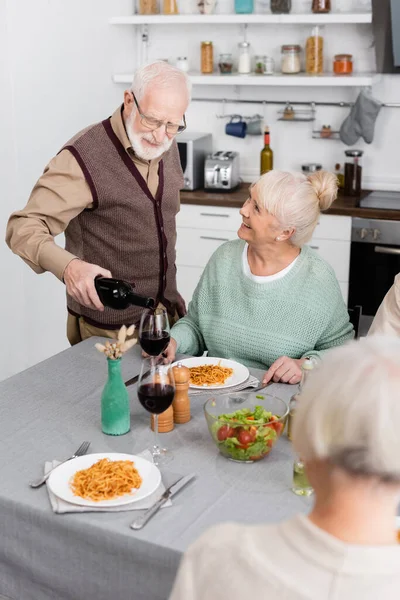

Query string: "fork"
[29, 441, 91, 488]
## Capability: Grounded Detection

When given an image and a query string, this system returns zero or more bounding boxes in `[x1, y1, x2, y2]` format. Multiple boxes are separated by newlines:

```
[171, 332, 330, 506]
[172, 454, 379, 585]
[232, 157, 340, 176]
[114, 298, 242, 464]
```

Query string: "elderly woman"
[167, 170, 353, 384]
[169, 337, 400, 600]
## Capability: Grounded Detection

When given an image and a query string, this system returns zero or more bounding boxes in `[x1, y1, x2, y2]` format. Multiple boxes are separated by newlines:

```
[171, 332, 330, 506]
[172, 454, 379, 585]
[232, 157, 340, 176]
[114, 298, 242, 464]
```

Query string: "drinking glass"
[137, 357, 175, 465]
[139, 307, 171, 360]
[292, 458, 314, 496]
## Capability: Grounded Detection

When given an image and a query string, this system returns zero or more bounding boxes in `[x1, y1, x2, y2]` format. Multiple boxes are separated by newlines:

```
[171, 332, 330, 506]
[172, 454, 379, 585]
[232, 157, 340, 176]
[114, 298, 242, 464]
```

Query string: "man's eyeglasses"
[132, 93, 187, 136]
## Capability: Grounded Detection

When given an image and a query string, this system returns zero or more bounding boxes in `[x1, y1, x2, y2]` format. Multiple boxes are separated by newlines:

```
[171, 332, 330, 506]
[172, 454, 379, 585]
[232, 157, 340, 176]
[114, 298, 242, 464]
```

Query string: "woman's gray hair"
[254, 170, 338, 247]
[292, 336, 400, 483]
[131, 60, 192, 103]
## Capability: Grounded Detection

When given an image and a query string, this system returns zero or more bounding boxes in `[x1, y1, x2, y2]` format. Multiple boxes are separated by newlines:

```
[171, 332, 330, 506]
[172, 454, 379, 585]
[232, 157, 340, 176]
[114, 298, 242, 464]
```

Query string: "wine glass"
[139, 307, 171, 361]
[137, 357, 175, 465]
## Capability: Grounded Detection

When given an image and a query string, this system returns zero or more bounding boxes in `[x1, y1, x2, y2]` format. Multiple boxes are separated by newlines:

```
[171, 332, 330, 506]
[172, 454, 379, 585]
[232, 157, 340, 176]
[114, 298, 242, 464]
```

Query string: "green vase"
[101, 358, 130, 435]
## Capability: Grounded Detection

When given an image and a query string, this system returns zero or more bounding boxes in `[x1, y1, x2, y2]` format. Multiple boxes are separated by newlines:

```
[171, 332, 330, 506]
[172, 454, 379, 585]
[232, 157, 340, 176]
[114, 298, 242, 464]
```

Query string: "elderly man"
[368, 273, 400, 337]
[6, 61, 191, 344]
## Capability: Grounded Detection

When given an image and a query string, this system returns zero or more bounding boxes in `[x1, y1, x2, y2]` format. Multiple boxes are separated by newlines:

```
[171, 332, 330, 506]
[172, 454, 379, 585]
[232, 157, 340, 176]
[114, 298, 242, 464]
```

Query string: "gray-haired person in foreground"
[170, 336, 400, 600]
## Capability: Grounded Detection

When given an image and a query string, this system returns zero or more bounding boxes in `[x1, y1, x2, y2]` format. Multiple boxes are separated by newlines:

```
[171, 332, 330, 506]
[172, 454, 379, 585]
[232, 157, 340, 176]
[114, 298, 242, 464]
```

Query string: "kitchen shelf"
[113, 72, 378, 87]
[110, 12, 372, 25]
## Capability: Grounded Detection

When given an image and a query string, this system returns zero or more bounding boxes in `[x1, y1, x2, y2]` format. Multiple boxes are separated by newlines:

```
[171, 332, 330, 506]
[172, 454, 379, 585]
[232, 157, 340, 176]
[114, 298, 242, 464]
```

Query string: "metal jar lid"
[301, 163, 322, 172]
[238, 41, 251, 48]
[345, 149, 364, 157]
[282, 44, 301, 52]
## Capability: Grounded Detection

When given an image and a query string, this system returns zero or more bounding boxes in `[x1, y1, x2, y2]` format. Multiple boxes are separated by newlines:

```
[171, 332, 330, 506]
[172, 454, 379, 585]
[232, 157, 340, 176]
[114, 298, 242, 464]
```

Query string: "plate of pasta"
[47, 453, 161, 507]
[173, 357, 249, 390]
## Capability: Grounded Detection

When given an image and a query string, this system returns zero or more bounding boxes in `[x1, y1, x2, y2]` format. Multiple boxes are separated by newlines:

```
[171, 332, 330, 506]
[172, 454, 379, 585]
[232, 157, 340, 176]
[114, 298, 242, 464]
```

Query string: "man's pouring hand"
[63, 259, 111, 311]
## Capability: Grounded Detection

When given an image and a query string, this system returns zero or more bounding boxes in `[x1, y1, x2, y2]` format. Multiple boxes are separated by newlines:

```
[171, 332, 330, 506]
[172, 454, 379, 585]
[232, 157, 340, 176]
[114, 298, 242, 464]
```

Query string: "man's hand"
[164, 338, 178, 363]
[262, 356, 304, 385]
[63, 259, 112, 311]
[176, 293, 187, 318]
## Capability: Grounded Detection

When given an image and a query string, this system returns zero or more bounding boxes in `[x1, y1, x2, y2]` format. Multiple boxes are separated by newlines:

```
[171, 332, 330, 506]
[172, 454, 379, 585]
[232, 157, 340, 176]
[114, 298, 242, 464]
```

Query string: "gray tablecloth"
[0, 339, 312, 600]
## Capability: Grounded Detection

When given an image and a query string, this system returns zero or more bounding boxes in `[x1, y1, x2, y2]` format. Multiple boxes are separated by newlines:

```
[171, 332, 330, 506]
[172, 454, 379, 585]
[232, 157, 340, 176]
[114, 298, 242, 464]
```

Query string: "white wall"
[1, 0, 398, 381]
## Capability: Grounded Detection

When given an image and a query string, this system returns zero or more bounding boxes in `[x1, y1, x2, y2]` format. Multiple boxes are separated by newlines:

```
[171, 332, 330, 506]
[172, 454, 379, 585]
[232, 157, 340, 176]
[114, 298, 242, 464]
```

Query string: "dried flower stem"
[95, 324, 137, 360]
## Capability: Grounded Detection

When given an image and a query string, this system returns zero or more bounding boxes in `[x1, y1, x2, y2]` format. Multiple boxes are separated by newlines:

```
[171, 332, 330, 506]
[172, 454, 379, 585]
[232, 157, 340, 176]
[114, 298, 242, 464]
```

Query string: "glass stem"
[153, 413, 160, 453]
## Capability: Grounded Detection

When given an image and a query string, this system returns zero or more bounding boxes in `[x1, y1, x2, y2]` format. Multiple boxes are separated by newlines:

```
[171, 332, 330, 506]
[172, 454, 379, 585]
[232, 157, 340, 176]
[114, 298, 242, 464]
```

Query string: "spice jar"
[312, 0, 330, 12]
[138, 0, 159, 14]
[281, 45, 301, 74]
[176, 57, 189, 72]
[201, 41, 214, 74]
[306, 26, 324, 75]
[238, 41, 251, 74]
[218, 53, 233, 74]
[235, 0, 254, 13]
[255, 55, 274, 75]
[163, 0, 178, 13]
[271, 0, 291, 13]
[301, 163, 322, 173]
[333, 54, 353, 75]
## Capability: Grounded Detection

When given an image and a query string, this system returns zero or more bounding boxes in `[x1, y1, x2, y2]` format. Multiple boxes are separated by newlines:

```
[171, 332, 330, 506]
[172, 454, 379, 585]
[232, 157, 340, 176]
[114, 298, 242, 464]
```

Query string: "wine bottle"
[260, 126, 273, 175]
[94, 276, 155, 310]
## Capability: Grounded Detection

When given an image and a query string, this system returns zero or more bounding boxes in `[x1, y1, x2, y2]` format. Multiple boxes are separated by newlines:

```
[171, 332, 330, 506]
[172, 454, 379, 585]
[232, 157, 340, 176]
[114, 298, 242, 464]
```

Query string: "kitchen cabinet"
[176, 204, 351, 305]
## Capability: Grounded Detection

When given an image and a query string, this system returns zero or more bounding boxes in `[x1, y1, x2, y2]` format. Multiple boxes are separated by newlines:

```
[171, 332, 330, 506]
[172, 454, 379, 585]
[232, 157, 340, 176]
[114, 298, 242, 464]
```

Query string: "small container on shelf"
[281, 45, 301, 74]
[278, 104, 315, 121]
[301, 163, 322, 173]
[255, 55, 274, 75]
[138, 0, 159, 14]
[163, 0, 178, 13]
[218, 53, 234, 74]
[270, 0, 292, 13]
[201, 41, 214, 74]
[312, 0, 331, 13]
[333, 54, 353, 75]
[235, 0, 254, 13]
[305, 26, 324, 75]
[312, 127, 340, 139]
[238, 41, 252, 74]
[176, 57, 189, 72]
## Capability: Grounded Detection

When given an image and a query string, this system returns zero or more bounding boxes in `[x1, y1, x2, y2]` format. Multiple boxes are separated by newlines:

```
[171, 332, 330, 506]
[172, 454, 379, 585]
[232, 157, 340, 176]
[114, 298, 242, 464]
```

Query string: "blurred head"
[293, 336, 400, 488]
[123, 61, 192, 161]
[239, 170, 337, 248]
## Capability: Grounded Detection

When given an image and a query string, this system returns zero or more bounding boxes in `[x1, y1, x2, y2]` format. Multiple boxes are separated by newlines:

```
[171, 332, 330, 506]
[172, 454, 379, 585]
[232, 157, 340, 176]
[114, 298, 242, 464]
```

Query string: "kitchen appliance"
[359, 190, 400, 210]
[204, 151, 240, 191]
[348, 217, 400, 329]
[177, 132, 212, 191]
[344, 149, 363, 197]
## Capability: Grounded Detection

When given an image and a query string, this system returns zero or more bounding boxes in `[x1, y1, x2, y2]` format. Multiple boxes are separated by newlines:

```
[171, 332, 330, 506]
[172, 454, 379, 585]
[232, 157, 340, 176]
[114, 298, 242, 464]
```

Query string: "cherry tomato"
[238, 430, 253, 446]
[273, 422, 284, 435]
[248, 426, 257, 442]
[249, 455, 263, 461]
[217, 425, 230, 441]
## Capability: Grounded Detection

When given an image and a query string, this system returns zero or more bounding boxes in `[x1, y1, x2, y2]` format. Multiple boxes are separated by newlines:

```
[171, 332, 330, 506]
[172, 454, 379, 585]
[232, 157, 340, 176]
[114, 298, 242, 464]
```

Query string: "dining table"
[0, 338, 313, 600]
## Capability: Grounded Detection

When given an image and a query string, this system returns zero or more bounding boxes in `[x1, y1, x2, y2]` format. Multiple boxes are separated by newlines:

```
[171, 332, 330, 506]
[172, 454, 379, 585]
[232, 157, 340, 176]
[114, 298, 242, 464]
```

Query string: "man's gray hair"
[131, 60, 192, 102]
[293, 336, 400, 483]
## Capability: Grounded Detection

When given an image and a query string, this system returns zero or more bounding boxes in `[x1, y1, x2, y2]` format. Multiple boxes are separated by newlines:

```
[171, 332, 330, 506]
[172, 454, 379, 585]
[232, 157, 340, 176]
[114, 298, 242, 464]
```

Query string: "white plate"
[47, 453, 161, 508]
[173, 357, 250, 390]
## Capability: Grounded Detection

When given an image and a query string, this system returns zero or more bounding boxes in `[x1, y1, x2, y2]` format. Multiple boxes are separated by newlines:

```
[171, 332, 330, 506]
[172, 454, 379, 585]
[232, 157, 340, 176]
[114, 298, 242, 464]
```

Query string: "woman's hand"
[164, 338, 178, 363]
[262, 357, 304, 385]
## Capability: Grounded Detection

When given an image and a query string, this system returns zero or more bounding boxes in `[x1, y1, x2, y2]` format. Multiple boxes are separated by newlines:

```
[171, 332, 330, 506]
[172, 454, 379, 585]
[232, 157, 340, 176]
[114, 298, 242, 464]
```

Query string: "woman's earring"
[276, 237, 281, 241]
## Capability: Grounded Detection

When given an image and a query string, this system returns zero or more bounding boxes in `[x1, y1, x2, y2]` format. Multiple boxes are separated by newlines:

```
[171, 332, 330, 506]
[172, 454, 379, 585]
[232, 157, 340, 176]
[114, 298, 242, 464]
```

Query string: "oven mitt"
[340, 90, 382, 145]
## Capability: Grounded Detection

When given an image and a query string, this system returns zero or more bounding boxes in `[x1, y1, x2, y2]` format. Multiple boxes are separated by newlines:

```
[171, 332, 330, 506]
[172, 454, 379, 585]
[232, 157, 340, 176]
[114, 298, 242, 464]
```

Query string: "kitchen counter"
[180, 184, 400, 222]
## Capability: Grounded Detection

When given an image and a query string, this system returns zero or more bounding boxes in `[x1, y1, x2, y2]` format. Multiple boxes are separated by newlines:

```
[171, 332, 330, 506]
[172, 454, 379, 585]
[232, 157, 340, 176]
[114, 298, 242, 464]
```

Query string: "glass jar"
[163, 0, 178, 13]
[176, 57, 189, 72]
[301, 163, 322, 173]
[201, 41, 214, 74]
[334, 54, 353, 75]
[270, 0, 291, 13]
[312, 0, 331, 12]
[235, 0, 254, 13]
[255, 55, 274, 75]
[238, 41, 252, 74]
[306, 26, 324, 75]
[138, 0, 159, 14]
[344, 149, 363, 197]
[218, 53, 233, 74]
[281, 45, 301, 74]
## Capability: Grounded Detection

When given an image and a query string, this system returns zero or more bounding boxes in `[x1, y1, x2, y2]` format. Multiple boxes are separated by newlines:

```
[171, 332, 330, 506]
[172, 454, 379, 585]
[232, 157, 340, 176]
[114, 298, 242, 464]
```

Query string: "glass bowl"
[204, 391, 289, 463]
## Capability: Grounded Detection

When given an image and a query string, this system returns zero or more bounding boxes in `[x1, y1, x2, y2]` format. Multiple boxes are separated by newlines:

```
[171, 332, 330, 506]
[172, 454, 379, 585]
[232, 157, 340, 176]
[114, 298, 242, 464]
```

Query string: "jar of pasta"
[333, 54, 353, 75]
[201, 41, 214, 74]
[306, 26, 323, 75]
[281, 45, 301, 74]
[138, 0, 159, 14]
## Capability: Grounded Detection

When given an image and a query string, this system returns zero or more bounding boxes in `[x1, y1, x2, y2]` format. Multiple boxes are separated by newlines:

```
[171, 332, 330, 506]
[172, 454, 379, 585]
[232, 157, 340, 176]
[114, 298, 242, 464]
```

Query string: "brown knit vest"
[63, 118, 184, 328]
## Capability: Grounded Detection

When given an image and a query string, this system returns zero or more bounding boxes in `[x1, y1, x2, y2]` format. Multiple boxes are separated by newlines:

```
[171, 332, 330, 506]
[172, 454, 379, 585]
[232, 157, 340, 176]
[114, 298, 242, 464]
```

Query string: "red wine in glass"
[137, 383, 175, 414]
[139, 308, 171, 358]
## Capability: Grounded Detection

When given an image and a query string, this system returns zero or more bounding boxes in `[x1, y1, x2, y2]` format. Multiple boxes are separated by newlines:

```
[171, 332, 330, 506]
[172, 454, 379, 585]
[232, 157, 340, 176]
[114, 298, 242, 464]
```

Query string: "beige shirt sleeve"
[5, 149, 93, 281]
[368, 273, 400, 337]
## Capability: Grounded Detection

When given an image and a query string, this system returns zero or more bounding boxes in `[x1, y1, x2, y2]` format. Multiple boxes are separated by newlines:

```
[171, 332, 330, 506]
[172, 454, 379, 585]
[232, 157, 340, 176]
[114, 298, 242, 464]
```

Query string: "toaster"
[204, 151, 240, 192]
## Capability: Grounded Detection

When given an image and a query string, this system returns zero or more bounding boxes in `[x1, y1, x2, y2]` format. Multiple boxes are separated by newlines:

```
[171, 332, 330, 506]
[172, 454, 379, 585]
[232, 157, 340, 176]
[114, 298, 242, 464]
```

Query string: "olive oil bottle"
[260, 126, 273, 175]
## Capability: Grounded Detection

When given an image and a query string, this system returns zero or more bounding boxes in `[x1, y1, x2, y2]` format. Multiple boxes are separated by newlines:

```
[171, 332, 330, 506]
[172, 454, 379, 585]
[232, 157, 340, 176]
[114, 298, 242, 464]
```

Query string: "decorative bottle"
[101, 358, 130, 435]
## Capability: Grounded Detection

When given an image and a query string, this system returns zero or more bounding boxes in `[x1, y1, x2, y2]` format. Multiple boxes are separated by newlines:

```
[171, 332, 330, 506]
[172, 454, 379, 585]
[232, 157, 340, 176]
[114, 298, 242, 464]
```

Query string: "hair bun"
[308, 171, 338, 211]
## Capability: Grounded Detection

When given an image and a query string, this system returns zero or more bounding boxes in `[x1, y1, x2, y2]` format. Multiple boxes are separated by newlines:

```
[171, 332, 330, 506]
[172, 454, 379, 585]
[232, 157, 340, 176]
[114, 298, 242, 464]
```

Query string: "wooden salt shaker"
[172, 362, 191, 424]
[150, 370, 174, 433]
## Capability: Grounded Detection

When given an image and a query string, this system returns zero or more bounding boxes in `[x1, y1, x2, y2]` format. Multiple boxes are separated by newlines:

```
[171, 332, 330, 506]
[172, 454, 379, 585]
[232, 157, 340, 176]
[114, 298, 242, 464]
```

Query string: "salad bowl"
[204, 391, 289, 463]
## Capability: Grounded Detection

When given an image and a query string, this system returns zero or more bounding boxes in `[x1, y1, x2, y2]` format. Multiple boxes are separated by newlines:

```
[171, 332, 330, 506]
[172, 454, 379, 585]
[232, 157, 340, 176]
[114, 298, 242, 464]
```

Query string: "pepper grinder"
[150, 370, 174, 433]
[172, 362, 191, 424]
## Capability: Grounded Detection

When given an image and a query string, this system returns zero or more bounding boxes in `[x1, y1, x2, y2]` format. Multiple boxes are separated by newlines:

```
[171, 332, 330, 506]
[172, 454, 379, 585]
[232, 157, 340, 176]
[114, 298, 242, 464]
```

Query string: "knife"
[125, 368, 151, 387]
[130, 473, 195, 530]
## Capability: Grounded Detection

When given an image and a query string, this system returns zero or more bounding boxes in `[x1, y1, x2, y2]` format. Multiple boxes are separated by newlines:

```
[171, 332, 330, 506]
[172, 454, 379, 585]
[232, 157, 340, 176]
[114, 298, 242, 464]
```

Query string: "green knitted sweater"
[172, 240, 353, 369]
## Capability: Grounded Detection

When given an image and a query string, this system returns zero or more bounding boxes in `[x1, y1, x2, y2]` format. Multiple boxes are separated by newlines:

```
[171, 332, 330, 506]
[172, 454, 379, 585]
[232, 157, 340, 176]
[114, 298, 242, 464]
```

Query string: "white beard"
[126, 112, 173, 161]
